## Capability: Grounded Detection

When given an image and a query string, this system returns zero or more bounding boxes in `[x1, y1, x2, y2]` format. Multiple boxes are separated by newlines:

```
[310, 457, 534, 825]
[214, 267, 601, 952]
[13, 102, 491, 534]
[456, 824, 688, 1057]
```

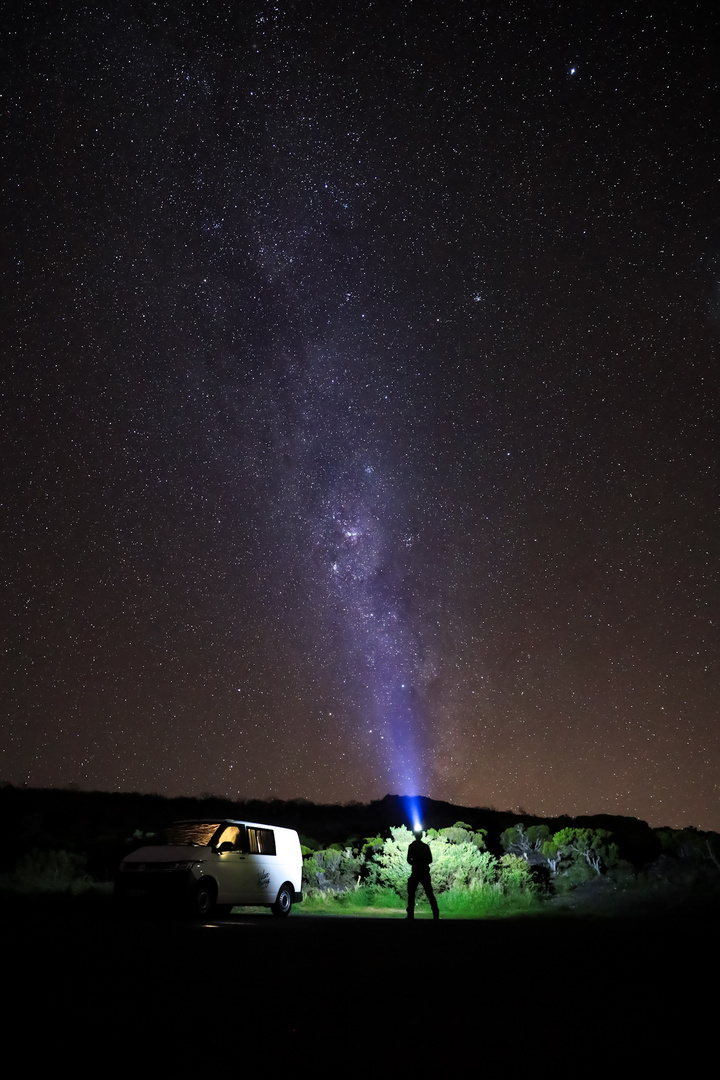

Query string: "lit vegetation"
[301, 823, 542, 918]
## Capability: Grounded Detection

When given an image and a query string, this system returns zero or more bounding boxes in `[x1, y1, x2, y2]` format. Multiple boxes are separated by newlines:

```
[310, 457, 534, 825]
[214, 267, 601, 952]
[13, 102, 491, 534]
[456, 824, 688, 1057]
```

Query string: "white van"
[114, 819, 304, 917]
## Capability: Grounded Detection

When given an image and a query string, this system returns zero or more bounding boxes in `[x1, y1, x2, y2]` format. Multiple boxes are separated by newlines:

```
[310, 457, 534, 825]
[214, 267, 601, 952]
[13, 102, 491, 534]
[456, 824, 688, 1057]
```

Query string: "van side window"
[247, 827, 276, 855]
[215, 825, 244, 851]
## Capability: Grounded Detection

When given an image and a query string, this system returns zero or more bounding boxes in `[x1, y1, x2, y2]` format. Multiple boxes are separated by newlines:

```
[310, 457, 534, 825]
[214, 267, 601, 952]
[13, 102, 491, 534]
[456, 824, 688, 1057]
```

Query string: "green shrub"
[438, 823, 487, 848]
[498, 853, 536, 895]
[376, 825, 498, 898]
[554, 858, 597, 893]
[302, 846, 364, 892]
[5, 849, 93, 893]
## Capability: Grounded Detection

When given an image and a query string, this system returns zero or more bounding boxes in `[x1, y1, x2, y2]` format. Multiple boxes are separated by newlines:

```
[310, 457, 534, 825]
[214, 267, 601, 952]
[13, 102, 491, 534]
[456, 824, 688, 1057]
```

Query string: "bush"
[553, 858, 597, 893]
[4, 849, 94, 893]
[438, 823, 487, 848]
[302, 846, 364, 892]
[375, 825, 498, 899]
[498, 853, 537, 895]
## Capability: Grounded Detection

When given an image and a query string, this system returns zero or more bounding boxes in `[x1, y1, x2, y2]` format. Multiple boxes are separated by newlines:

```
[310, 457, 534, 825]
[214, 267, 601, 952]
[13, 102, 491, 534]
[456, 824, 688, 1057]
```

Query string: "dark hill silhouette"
[0, 782, 699, 876]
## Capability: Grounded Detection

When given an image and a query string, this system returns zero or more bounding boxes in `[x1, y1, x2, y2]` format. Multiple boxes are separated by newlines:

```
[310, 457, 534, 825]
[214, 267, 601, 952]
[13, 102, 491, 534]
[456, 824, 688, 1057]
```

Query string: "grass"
[438, 884, 544, 918]
[301, 884, 405, 916]
[300, 883, 544, 919]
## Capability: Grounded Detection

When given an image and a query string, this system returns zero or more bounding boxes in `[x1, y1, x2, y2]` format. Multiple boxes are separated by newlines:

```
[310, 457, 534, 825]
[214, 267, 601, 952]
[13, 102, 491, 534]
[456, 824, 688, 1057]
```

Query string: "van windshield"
[163, 822, 220, 847]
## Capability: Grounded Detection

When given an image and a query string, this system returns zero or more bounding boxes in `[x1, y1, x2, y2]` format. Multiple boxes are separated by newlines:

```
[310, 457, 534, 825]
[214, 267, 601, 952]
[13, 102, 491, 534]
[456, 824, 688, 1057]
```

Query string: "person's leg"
[407, 873, 418, 918]
[421, 873, 439, 919]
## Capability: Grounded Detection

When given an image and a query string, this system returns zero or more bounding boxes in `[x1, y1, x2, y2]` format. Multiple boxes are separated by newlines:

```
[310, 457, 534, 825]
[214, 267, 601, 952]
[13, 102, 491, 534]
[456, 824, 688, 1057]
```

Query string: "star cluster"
[2, 1, 718, 828]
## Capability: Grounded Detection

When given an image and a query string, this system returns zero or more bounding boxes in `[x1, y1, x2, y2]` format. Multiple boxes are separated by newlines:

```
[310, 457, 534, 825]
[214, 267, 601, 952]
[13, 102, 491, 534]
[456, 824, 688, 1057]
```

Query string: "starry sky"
[3, 0, 718, 830]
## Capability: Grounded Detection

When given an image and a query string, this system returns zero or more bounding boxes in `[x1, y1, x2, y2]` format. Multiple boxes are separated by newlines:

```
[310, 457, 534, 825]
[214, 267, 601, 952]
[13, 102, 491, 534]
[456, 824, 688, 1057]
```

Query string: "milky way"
[3, 1, 719, 829]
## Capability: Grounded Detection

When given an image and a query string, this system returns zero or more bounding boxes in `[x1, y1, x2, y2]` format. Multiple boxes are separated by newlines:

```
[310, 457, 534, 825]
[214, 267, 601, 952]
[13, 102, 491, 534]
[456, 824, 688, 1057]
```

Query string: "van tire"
[271, 883, 293, 917]
[191, 880, 216, 918]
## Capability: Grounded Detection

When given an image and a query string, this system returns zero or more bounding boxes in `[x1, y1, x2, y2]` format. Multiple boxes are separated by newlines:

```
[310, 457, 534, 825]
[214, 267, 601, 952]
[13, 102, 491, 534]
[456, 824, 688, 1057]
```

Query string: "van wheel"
[271, 884, 293, 917]
[191, 880, 216, 918]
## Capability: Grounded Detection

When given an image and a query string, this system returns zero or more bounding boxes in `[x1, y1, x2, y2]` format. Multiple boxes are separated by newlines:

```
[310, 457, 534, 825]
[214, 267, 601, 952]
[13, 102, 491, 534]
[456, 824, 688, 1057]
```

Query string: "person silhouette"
[406, 829, 439, 919]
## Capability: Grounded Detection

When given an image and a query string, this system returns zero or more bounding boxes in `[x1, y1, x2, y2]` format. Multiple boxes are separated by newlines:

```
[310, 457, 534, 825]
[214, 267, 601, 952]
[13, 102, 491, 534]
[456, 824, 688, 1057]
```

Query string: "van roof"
[172, 818, 295, 832]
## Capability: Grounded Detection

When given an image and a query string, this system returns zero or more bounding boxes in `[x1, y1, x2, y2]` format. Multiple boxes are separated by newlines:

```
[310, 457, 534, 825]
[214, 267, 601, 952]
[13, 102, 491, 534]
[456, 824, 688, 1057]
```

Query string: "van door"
[245, 826, 278, 903]
[213, 825, 264, 904]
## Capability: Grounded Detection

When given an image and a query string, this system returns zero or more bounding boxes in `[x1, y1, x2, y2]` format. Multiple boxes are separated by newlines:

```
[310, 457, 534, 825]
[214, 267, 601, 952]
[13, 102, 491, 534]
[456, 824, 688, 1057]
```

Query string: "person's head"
[414, 829, 424, 841]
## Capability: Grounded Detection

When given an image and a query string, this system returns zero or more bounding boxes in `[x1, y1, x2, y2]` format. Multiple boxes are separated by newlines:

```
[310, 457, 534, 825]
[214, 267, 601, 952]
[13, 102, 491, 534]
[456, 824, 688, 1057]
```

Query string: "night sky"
[3, 1, 718, 830]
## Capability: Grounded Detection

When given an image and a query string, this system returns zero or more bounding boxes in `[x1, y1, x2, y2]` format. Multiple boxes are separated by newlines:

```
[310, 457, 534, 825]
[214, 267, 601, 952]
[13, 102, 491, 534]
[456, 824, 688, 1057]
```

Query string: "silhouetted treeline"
[4, 783, 711, 883]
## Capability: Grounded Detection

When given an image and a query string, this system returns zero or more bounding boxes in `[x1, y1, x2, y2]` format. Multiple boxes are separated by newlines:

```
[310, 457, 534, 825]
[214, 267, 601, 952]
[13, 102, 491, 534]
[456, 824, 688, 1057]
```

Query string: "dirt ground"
[4, 891, 718, 1068]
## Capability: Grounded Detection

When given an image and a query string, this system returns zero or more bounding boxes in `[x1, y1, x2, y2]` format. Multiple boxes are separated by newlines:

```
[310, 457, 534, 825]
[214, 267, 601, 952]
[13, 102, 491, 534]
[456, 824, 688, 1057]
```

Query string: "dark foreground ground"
[5, 893, 717, 1068]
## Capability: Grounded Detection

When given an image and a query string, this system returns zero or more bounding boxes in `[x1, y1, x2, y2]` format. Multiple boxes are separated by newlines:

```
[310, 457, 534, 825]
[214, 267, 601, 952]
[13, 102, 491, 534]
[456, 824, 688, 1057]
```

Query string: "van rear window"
[247, 827, 276, 855]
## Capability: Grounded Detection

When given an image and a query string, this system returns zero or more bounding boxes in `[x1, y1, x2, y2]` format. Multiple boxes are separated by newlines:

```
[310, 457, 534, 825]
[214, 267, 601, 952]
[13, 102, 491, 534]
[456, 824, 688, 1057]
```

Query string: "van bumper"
[114, 868, 196, 905]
